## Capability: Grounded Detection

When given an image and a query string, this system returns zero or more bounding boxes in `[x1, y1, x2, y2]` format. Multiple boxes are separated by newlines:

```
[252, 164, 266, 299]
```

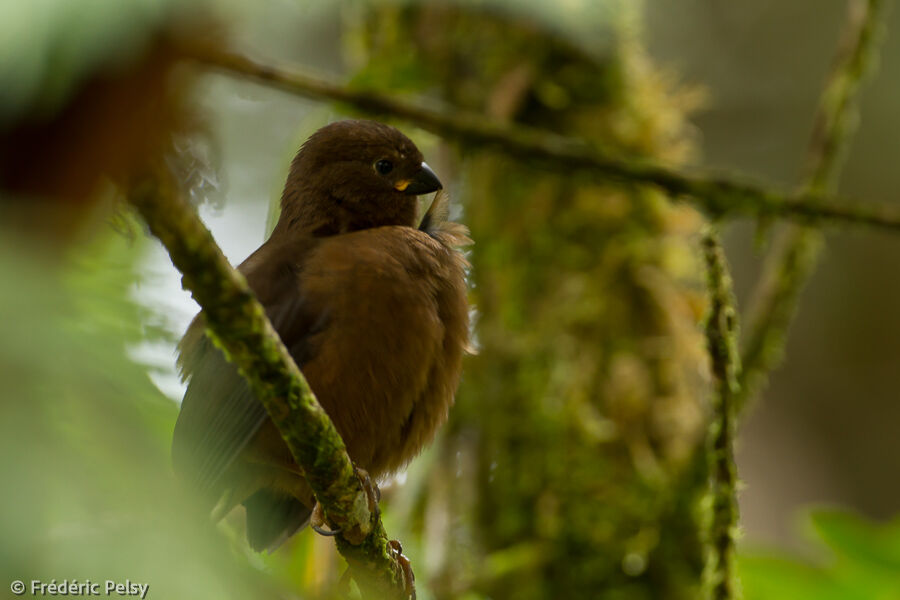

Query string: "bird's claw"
[309, 502, 341, 537]
[312, 468, 413, 598]
[354, 469, 414, 598]
[355, 467, 381, 521]
[388, 539, 416, 600]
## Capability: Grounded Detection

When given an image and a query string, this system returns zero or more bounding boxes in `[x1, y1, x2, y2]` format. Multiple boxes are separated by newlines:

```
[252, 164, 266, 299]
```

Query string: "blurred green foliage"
[0, 0, 180, 126]
[0, 211, 277, 599]
[741, 509, 900, 600]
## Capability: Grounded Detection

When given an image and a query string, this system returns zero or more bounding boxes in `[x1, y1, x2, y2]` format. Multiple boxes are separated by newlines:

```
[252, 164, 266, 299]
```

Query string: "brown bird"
[172, 119, 470, 551]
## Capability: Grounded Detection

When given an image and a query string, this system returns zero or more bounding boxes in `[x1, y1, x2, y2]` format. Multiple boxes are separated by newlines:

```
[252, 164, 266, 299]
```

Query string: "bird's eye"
[375, 159, 394, 175]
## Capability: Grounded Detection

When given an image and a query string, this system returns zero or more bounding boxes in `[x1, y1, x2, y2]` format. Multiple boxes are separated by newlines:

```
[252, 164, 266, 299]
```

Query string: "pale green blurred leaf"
[740, 509, 900, 600]
[0, 0, 185, 125]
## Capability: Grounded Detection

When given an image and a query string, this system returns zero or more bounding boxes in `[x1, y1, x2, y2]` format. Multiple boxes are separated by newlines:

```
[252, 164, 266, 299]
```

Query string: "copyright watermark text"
[9, 580, 148, 599]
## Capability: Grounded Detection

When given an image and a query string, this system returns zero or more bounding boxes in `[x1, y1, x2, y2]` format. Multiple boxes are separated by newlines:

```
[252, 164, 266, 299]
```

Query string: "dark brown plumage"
[172, 120, 470, 551]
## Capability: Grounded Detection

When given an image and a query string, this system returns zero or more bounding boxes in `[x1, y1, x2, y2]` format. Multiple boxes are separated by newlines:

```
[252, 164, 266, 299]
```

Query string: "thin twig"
[185, 45, 900, 233]
[128, 171, 410, 599]
[739, 0, 889, 407]
[701, 227, 742, 600]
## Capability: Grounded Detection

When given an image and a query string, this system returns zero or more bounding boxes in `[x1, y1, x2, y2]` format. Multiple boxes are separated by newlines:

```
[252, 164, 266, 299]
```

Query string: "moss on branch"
[128, 172, 409, 599]
[185, 44, 900, 233]
[701, 228, 742, 600]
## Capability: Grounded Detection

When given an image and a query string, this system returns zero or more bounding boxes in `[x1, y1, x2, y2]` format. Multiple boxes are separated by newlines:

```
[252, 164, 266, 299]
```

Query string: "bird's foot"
[388, 539, 416, 600]
[309, 467, 380, 538]
[354, 467, 381, 521]
[309, 502, 341, 537]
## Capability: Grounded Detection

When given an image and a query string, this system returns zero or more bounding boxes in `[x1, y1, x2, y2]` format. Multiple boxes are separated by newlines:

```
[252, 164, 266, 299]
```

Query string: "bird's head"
[275, 120, 442, 236]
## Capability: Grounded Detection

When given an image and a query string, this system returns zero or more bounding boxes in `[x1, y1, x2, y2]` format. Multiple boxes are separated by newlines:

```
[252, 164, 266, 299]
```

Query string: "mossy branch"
[739, 0, 888, 407]
[127, 172, 410, 599]
[184, 44, 900, 233]
[701, 227, 742, 600]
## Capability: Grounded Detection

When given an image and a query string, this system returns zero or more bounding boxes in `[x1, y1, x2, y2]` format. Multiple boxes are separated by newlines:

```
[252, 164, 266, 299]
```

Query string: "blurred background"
[646, 0, 900, 548]
[2, 0, 898, 598]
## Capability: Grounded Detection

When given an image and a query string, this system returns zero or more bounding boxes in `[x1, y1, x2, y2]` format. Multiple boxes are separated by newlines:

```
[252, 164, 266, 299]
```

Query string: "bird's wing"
[171, 238, 323, 505]
[171, 326, 269, 502]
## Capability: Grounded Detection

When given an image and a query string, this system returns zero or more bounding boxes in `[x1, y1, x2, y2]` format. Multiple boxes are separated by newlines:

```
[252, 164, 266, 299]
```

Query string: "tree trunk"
[349, 4, 711, 598]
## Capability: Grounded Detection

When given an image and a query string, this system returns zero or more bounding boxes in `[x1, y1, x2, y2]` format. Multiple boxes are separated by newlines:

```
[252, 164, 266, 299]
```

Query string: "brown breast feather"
[257, 225, 469, 479]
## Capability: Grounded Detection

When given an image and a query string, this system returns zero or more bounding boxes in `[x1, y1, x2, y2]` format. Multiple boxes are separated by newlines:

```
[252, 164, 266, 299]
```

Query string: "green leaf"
[809, 508, 900, 572]
[740, 508, 900, 600]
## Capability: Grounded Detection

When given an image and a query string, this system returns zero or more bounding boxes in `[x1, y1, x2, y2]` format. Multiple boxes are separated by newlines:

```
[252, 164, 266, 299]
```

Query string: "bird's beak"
[396, 162, 442, 195]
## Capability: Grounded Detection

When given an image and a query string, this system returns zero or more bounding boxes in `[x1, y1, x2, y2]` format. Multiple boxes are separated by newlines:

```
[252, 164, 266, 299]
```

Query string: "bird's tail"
[242, 489, 312, 552]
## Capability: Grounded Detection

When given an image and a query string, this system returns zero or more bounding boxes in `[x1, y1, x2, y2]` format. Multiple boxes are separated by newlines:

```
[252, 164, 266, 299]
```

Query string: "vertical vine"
[740, 0, 890, 407]
[701, 227, 742, 600]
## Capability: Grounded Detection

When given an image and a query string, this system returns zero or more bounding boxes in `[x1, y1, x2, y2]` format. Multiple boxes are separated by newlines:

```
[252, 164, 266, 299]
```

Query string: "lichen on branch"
[186, 44, 900, 234]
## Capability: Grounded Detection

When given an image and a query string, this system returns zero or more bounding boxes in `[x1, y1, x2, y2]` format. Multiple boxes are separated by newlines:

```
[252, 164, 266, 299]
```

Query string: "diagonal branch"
[701, 227, 742, 600]
[128, 170, 410, 599]
[739, 0, 889, 407]
[185, 44, 900, 233]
